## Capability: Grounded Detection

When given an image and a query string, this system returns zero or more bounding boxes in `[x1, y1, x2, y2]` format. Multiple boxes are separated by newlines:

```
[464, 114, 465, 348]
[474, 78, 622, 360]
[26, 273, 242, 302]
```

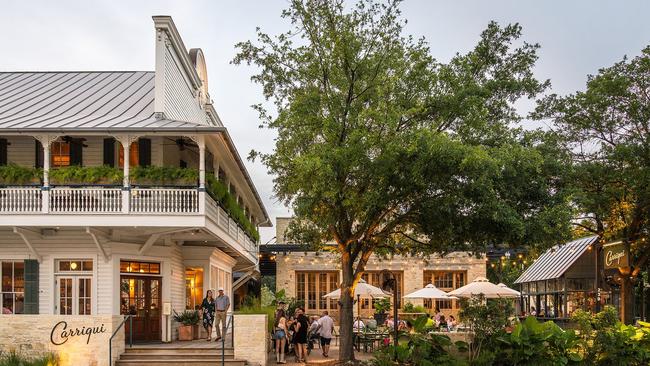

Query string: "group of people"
[273, 307, 335, 364]
[199, 288, 231, 342]
[353, 309, 459, 333]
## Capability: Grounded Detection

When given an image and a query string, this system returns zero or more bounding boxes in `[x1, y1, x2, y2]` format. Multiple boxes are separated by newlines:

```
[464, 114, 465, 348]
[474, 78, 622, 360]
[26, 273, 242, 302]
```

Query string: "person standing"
[214, 287, 230, 341]
[274, 309, 288, 364]
[318, 310, 334, 358]
[199, 290, 215, 341]
[293, 308, 309, 363]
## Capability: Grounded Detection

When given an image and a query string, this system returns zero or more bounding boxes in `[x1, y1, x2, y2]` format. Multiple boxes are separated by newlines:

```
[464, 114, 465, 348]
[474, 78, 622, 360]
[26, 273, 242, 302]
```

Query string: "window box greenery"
[206, 175, 260, 242]
[49, 165, 123, 185]
[130, 166, 198, 186]
[0, 164, 42, 185]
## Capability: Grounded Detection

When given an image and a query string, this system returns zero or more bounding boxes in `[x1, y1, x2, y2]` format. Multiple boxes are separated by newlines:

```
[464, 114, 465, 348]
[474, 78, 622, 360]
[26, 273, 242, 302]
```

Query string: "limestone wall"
[233, 314, 267, 366]
[0, 315, 124, 366]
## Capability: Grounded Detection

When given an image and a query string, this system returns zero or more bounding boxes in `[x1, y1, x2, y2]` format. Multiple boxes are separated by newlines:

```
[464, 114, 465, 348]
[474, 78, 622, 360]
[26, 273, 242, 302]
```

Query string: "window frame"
[1, 261, 25, 315]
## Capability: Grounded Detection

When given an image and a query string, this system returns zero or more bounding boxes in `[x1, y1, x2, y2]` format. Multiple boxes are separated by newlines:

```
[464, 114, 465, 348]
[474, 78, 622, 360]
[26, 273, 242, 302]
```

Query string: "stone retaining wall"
[233, 314, 267, 366]
[0, 315, 124, 366]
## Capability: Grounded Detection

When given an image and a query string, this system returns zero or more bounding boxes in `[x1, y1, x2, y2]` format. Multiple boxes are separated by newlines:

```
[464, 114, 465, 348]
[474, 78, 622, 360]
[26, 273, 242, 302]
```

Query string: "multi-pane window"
[120, 261, 160, 274]
[1, 261, 25, 314]
[424, 271, 466, 310]
[295, 272, 339, 314]
[118, 141, 139, 168]
[55, 259, 93, 315]
[51, 141, 71, 167]
[361, 271, 403, 309]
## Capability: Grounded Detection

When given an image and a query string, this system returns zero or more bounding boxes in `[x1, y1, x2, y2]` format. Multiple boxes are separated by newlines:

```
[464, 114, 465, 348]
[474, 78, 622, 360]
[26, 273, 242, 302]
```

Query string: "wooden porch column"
[35, 135, 58, 213]
[197, 135, 206, 214]
[115, 135, 139, 213]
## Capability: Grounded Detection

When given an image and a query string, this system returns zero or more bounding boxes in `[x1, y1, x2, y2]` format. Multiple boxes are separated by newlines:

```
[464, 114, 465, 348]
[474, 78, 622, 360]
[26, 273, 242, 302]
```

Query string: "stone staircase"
[115, 346, 246, 366]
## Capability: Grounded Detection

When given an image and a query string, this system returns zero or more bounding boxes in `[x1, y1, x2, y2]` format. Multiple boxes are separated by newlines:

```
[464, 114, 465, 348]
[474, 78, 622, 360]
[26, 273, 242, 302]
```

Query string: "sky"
[0, 0, 648, 243]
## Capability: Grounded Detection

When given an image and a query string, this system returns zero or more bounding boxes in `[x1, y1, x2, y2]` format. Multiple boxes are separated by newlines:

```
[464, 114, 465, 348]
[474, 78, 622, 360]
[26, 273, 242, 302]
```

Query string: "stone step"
[124, 347, 234, 354]
[120, 353, 234, 360]
[115, 359, 245, 366]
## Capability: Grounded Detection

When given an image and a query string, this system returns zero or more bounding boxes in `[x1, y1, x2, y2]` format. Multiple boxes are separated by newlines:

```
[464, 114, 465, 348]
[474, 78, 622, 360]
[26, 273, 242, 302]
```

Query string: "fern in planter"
[0, 164, 42, 185]
[49, 166, 123, 185]
[172, 310, 200, 326]
[130, 166, 198, 186]
[206, 175, 260, 242]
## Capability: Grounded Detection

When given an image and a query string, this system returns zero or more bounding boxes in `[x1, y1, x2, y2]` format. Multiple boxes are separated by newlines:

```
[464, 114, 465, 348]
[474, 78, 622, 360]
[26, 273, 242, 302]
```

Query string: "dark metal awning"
[514, 236, 598, 284]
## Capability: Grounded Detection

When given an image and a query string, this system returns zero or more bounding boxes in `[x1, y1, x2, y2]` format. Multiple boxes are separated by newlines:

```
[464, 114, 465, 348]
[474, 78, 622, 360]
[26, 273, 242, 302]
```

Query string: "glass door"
[120, 276, 162, 342]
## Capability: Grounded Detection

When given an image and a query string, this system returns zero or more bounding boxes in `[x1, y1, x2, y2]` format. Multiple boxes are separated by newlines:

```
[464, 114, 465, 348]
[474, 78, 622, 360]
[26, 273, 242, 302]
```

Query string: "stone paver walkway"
[268, 344, 373, 365]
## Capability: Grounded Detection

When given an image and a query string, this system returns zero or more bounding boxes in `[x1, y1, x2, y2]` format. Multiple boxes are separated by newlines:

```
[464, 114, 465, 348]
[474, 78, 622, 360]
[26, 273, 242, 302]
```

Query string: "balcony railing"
[0, 186, 258, 256]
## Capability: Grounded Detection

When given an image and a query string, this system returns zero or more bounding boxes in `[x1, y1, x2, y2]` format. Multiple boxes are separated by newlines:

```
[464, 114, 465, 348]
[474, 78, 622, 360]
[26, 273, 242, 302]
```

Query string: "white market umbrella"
[404, 284, 453, 300]
[323, 279, 389, 299]
[323, 279, 389, 322]
[497, 283, 521, 297]
[447, 277, 519, 299]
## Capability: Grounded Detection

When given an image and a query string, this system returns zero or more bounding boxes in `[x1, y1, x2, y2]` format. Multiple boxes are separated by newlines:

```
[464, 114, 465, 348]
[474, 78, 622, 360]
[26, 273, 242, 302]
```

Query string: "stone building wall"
[274, 250, 486, 319]
[0, 315, 124, 366]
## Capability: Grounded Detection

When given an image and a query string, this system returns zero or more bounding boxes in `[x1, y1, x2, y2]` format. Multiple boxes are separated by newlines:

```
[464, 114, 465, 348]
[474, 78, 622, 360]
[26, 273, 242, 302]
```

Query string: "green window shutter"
[70, 140, 83, 166]
[35, 140, 44, 168]
[138, 138, 151, 166]
[23, 259, 39, 314]
[0, 138, 7, 166]
[103, 138, 115, 167]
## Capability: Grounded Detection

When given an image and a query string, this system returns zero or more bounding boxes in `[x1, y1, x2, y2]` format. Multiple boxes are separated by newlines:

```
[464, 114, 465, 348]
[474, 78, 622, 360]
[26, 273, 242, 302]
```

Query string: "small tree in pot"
[373, 298, 391, 325]
[173, 310, 199, 341]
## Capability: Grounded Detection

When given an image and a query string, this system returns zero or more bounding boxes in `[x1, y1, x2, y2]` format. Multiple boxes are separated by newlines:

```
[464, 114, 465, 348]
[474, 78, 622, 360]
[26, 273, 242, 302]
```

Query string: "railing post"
[197, 135, 206, 214]
[35, 135, 57, 213]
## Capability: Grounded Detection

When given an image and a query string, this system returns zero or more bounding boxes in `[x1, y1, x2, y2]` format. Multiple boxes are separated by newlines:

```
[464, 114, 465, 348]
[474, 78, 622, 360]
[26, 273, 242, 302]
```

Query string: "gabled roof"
[0, 71, 220, 132]
[514, 236, 598, 284]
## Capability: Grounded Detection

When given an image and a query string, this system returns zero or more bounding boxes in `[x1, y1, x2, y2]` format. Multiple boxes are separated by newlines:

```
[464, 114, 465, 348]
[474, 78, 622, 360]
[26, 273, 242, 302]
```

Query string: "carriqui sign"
[603, 242, 629, 269]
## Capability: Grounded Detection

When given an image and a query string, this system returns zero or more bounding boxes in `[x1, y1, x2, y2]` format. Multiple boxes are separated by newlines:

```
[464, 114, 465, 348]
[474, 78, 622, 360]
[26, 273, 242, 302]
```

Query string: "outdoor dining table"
[353, 328, 390, 352]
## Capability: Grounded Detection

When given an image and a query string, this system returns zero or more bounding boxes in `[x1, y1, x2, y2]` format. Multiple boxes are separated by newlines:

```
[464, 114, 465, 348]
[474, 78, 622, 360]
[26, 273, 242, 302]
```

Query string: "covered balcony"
[0, 133, 263, 262]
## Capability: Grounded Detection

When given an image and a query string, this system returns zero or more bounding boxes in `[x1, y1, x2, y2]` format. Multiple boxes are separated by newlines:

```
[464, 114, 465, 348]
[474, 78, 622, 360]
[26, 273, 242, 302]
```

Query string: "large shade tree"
[536, 46, 650, 324]
[235, 0, 571, 360]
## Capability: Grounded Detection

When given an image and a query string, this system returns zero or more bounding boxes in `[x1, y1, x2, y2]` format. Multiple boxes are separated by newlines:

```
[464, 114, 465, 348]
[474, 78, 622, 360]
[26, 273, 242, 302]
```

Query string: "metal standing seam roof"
[514, 235, 599, 284]
[0, 71, 216, 132]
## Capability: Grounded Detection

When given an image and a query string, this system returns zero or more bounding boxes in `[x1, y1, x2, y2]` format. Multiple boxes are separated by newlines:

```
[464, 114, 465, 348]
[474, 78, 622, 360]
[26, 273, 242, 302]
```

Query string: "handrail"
[221, 313, 234, 366]
[109, 315, 133, 366]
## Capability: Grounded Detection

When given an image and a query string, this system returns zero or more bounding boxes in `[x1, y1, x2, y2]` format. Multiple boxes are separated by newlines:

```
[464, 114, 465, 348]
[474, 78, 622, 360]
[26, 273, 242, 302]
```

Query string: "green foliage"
[402, 302, 427, 314]
[0, 164, 42, 185]
[172, 309, 200, 326]
[260, 284, 275, 307]
[236, 304, 277, 333]
[206, 175, 260, 242]
[261, 276, 276, 293]
[130, 166, 197, 186]
[49, 165, 123, 185]
[373, 297, 391, 314]
[372, 327, 462, 366]
[495, 316, 583, 366]
[0, 351, 59, 366]
[571, 306, 650, 365]
[458, 295, 514, 362]
[234, 0, 571, 360]
[273, 288, 304, 317]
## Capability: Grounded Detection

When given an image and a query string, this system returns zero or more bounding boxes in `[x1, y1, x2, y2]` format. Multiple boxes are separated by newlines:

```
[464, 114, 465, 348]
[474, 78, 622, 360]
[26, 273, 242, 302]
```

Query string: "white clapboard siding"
[6, 136, 36, 167]
[163, 46, 206, 125]
[82, 136, 103, 167]
[169, 244, 185, 341]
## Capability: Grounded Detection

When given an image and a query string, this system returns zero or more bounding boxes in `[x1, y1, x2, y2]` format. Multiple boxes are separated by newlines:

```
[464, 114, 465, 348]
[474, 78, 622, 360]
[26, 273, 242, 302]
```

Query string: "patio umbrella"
[447, 277, 519, 298]
[403, 284, 452, 299]
[323, 279, 388, 321]
[497, 283, 521, 297]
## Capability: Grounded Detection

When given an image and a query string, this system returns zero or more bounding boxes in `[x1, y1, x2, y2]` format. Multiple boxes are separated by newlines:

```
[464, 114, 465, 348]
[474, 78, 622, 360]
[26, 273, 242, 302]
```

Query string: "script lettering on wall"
[50, 321, 107, 345]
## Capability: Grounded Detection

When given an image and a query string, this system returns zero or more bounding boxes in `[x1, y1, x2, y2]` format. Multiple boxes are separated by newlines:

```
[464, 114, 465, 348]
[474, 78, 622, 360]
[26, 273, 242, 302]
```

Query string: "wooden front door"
[120, 276, 162, 343]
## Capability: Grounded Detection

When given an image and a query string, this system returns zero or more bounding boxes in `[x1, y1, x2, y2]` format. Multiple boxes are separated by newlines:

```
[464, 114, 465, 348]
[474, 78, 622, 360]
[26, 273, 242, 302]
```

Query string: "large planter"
[178, 324, 194, 341]
[193, 324, 200, 340]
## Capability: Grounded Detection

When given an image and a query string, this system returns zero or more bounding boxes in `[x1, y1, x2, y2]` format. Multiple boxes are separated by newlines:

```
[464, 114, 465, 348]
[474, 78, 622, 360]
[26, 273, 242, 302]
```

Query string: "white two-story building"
[0, 16, 269, 346]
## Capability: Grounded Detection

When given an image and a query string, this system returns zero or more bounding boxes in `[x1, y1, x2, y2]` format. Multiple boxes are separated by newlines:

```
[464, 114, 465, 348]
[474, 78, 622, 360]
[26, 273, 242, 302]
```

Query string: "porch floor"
[129, 337, 233, 349]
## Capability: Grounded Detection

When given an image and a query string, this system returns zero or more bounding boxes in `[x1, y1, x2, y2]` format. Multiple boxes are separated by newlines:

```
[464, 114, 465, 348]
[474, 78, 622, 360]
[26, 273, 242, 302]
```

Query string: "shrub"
[130, 166, 198, 186]
[0, 351, 59, 366]
[458, 295, 513, 362]
[495, 316, 583, 365]
[236, 304, 277, 333]
[374, 298, 391, 314]
[402, 302, 427, 313]
[0, 164, 42, 185]
[49, 165, 123, 185]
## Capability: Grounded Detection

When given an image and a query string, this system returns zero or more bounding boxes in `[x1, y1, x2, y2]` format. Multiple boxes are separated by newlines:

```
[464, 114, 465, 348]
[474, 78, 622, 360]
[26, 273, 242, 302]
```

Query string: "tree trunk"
[338, 253, 356, 362]
[620, 275, 635, 324]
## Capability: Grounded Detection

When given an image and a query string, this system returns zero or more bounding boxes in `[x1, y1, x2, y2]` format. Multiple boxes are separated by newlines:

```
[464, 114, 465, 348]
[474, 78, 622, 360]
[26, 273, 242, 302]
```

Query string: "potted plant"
[49, 166, 122, 185]
[173, 310, 199, 341]
[373, 297, 391, 325]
